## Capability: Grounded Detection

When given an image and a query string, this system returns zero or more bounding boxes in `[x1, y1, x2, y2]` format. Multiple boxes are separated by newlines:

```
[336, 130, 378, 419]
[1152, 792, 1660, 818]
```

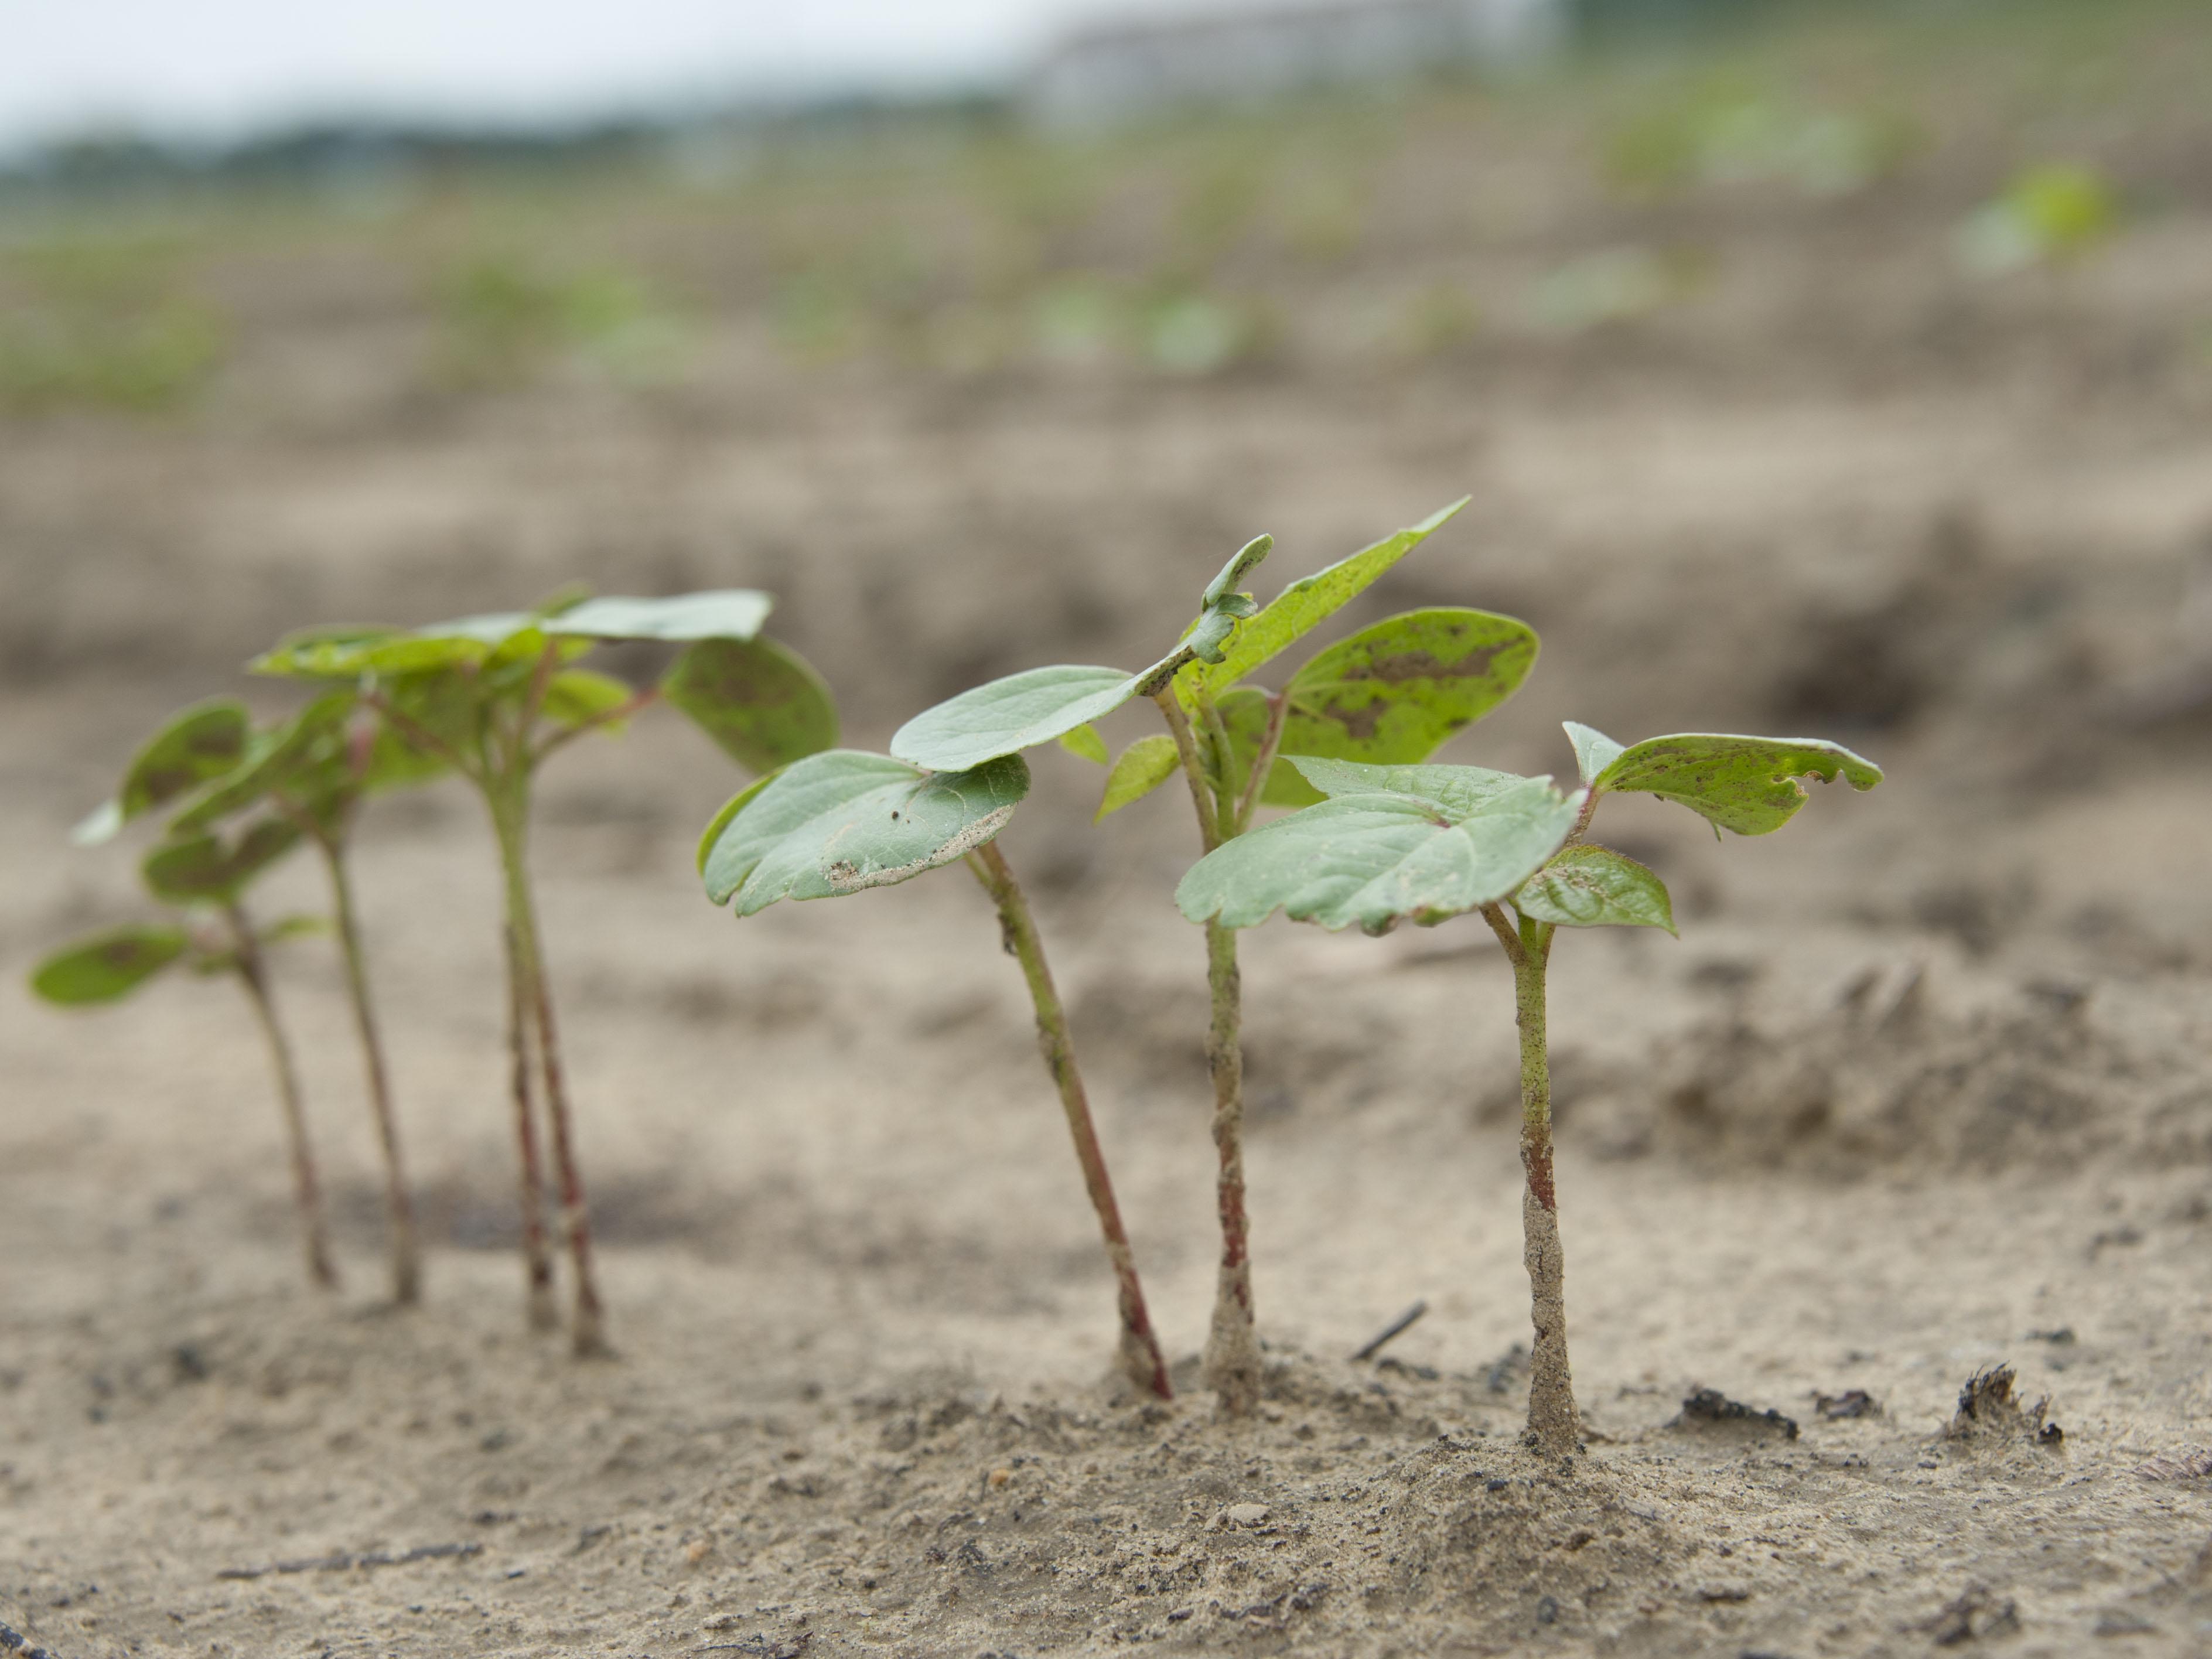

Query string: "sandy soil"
[8, 42, 2212, 1655]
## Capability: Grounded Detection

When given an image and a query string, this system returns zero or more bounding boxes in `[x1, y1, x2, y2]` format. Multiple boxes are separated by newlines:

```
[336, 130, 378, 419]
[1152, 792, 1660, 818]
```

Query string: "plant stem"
[318, 836, 421, 1306]
[226, 902, 339, 1293]
[501, 917, 559, 1332]
[1155, 684, 1260, 1414]
[1232, 691, 1291, 835]
[965, 842, 1172, 1401]
[491, 779, 609, 1357]
[1510, 914, 1579, 1456]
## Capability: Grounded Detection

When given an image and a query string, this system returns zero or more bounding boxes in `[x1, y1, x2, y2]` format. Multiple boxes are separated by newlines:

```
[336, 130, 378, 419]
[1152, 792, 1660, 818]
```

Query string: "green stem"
[1510, 915, 1579, 1456]
[491, 774, 610, 1357]
[1155, 684, 1259, 1414]
[966, 842, 1172, 1401]
[226, 902, 338, 1293]
[1231, 691, 1291, 836]
[318, 835, 421, 1306]
[501, 913, 559, 1332]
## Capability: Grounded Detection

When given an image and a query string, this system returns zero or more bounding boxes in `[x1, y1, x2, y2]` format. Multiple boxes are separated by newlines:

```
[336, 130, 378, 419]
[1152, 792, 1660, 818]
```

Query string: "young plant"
[32, 817, 340, 1290]
[143, 692, 447, 1305]
[1176, 727, 1881, 1455]
[887, 500, 1530, 1414]
[696, 748, 1174, 1400]
[254, 590, 834, 1354]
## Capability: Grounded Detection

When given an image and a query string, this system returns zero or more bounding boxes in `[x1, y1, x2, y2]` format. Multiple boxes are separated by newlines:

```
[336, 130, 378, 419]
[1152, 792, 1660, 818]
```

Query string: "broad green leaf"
[1183, 497, 1469, 702]
[1058, 723, 1110, 764]
[889, 665, 1139, 773]
[76, 699, 254, 842]
[696, 769, 781, 876]
[545, 590, 773, 643]
[254, 628, 493, 680]
[1095, 733, 1183, 821]
[703, 749, 1030, 913]
[142, 818, 302, 904]
[1291, 755, 1546, 818]
[1515, 844, 1676, 934]
[1589, 732, 1883, 835]
[1564, 721, 1626, 787]
[542, 669, 637, 730]
[1177, 763, 1581, 934]
[664, 637, 839, 774]
[29, 925, 189, 1004]
[167, 693, 354, 834]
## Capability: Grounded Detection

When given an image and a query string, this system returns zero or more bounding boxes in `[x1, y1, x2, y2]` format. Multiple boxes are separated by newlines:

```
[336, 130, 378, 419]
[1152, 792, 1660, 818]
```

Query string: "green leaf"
[142, 818, 302, 904]
[889, 665, 1140, 773]
[1200, 533, 1274, 610]
[1057, 723, 1111, 764]
[1291, 755, 1547, 817]
[1176, 760, 1581, 934]
[29, 925, 189, 1004]
[167, 693, 355, 834]
[1515, 845, 1676, 934]
[258, 913, 333, 945]
[1095, 733, 1183, 821]
[545, 590, 773, 643]
[74, 699, 254, 843]
[663, 637, 839, 774]
[541, 669, 637, 730]
[359, 722, 450, 794]
[253, 627, 494, 680]
[1588, 731, 1883, 835]
[1183, 497, 1469, 702]
[1564, 721, 1626, 787]
[696, 769, 781, 876]
[703, 749, 1030, 913]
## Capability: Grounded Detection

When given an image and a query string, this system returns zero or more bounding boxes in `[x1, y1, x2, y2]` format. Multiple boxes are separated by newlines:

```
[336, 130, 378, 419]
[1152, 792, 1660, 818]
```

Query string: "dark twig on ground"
[214, 1542, 482, 1581]
[1350, 1300, 1428, 1363]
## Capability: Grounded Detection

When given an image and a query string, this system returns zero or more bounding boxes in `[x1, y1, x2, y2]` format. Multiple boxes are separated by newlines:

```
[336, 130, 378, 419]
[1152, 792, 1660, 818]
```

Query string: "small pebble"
[1226, 1503, 1269, 1527]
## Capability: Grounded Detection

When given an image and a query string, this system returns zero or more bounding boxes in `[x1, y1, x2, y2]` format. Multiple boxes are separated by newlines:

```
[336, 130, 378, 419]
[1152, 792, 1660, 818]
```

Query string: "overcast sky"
[1, 0, 1270, 154]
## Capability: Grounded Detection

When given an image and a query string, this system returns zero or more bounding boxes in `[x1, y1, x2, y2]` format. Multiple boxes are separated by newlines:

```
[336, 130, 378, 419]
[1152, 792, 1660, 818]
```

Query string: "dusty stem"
[1153, 684, 1261, 1413]
[493, 781, 609, 1357]
[1510, 916, 1579, 1456]
[966, 842, 1172, 1400]
[500, 915, 559, 1332]
[226, 903, 339, 1293]
[318, 837, 421, 1306]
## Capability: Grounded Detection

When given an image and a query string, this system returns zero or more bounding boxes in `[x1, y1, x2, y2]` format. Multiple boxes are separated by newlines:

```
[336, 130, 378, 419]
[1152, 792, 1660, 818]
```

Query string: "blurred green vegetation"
[0, 0, 2203, 415]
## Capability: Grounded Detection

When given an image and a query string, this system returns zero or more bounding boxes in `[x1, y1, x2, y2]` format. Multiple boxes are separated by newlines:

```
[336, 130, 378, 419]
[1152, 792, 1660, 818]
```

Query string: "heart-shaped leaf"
[703, 750, 1029, 914]
[29, 925, 190, 1004]
[1176, 757, 1581, 934]
[543, 590, 773, 643]
[1515, 844, 1676, 934]
[74, 699, 255, 845]
[890, 665, 1140, 773]
[142, 819, 303, 904]
[663, 636, 839, 774]
[1576, 726, 1883, 835]
[1182, 497, 1469, 703]
[1095, 733, 1183, 821]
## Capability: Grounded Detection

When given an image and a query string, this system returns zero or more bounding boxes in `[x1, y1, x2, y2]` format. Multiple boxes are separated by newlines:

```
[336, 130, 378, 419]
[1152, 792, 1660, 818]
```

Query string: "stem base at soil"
[1200, 916, 1260, 1415]
[1512, 923, 1580, 1456]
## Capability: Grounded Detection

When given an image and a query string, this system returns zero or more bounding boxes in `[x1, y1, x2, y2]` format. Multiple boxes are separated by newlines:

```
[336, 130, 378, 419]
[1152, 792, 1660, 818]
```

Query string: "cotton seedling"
[254, 589, 834, 1354]
[888, 500, 1538, 1414]
[695, 749, 1174, 1400]
[32, 815, 339, 1290]
[137, 692, 446, 1304]
[1176, 724, 1880, 1454]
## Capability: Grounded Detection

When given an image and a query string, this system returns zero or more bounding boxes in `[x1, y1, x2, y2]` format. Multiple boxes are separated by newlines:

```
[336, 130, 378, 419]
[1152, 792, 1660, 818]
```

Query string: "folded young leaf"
[1181, 497, 1469, 703]
[542, 590, 773, 643]
[663, 636, 839, 775]
[1562, 721, 1626, 788]
[1095, 733, 1182, 821]
[702, 749, 1030, 914]
[142, 818, 303, 905]
[890, 665, 1140, 773]
[1176, 764, 1580, 934]
[1515, 844, 1677, 934]
[29, 925, 190, 1004]
[1583, 730, 1883, 835]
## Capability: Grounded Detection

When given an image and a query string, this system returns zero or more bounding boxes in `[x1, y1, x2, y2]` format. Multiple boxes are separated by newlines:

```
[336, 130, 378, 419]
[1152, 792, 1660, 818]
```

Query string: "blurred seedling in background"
[434, 254, 693, 390]
[889, 499, 1542, 1414]
[1955, 162, 2122, 276]
[1603, 79, 1918, 200]
[125, 694, 449, 1301]
[35, 711, 339, 1291]
[695, 750, 1174, 1401]
[1178, 726, 1880, 1453]
[0, 233, 226, 415]
[255, 590, 835, 1354]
